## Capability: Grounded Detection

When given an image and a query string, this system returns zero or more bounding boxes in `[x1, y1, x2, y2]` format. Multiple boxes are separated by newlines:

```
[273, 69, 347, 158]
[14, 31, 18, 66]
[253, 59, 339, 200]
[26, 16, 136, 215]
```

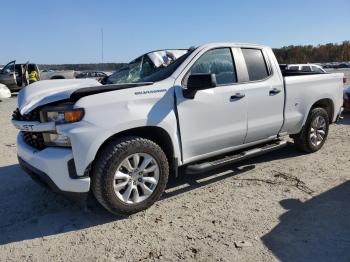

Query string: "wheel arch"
[94, 126, 178, 176]
[310, 98, 334, 122]
[297, 98, 334, 135]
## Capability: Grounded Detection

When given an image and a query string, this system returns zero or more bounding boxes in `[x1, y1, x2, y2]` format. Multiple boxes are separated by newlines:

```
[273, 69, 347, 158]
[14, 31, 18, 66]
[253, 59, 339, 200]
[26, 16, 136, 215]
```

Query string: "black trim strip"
[281, 71, 325, 77]
[67, 159, 78, 178]
[277, 77, 287, 136]
[173, 88, 183, 163]
[70, 82, 154, 101]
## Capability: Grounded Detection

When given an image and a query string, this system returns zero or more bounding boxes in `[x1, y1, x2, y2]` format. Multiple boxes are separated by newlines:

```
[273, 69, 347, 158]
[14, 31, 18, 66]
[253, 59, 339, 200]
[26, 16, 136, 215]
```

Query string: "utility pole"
[101, 28, 104, 68]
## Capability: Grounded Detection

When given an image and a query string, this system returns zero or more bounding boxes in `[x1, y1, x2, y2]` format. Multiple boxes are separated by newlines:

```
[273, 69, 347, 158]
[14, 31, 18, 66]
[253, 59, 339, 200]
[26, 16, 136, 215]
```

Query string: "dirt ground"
[0, 96, 349, 262]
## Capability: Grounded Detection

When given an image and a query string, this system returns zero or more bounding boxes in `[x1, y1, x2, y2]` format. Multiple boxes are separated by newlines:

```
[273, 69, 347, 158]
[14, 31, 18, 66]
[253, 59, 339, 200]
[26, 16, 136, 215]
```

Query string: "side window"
[188, 48, 237, 85]
[312, 66, 323, 73]
[301, 66, 312, 72]
[241, 48, 269, 81]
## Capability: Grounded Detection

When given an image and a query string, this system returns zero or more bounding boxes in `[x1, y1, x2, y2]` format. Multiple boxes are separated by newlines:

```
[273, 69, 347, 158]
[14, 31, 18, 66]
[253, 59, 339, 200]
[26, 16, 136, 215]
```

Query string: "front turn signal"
[64, 109, 84, 123]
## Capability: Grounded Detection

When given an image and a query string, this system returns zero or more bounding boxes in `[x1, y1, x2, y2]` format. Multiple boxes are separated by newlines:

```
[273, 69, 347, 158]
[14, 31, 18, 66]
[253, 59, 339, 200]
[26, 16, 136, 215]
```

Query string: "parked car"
[11, 43, 344, 215]
[286, 64, 326, 73]
[0, 83, 11, 100]
[76, 71, 107, 81]
[0, 61, 75, 92]
[40, 69, 75, 80]
[343, 87, 350, 112]
[321, 63, 331, 69]
[332, 63, 344, 69]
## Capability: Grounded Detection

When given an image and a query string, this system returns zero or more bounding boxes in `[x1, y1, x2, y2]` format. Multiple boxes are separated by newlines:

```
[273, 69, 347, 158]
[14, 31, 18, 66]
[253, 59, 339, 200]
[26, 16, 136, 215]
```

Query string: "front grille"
[13, 108, 47, 150]
[12, 108, 40, 121]
[22, 132, 46, 150]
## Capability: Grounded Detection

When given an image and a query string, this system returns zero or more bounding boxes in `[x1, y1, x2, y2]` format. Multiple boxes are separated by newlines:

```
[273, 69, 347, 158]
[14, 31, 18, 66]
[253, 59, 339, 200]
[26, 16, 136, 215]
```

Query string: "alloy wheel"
[113, 153, 159, 204]
[310, 116, 327, 146]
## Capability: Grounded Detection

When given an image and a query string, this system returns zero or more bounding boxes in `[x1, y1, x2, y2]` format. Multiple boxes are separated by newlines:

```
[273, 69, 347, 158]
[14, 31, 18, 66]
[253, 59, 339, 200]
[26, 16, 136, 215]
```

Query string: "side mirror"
[183, 73, 217, 99]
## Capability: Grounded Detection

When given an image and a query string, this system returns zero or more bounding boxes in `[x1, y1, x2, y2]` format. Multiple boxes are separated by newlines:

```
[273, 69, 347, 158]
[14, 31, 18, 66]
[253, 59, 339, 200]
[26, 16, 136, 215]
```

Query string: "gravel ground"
[0, 97, 349, 262]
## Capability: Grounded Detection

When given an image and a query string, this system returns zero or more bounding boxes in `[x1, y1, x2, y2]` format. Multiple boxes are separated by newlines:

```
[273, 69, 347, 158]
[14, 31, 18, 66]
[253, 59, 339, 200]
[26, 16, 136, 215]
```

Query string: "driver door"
[0, 61, 17, 89]
[174, 48, 248, 163]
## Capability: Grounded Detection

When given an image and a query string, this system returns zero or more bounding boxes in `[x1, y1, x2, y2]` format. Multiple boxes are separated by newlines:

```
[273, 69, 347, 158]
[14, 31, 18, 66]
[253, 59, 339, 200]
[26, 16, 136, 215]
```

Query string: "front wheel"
[292, 107, 329, 153]
[91, 137, 169, 215]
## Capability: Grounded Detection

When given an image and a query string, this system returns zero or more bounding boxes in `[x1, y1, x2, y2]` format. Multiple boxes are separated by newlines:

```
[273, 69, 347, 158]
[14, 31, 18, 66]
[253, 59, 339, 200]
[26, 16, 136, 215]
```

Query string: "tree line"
[38, 63, 126, 72]
[273, 41, 350, 64]
[34, 41, 350, 71]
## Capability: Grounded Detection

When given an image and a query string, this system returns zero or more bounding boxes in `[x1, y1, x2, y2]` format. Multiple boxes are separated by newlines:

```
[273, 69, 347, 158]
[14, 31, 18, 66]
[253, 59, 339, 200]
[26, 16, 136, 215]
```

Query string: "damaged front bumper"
[17, 132, 90, 196]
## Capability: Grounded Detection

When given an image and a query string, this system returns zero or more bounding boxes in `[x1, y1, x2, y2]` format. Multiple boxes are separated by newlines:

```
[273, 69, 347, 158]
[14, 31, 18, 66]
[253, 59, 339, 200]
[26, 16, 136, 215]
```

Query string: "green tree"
[273, 41, 350, 63]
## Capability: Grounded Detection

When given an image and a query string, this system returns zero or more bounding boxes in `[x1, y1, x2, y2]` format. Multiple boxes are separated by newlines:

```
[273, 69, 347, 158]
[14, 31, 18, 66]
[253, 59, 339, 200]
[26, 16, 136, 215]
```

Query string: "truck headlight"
[43, 108, 84, 124]
[41, 105, 84, 147]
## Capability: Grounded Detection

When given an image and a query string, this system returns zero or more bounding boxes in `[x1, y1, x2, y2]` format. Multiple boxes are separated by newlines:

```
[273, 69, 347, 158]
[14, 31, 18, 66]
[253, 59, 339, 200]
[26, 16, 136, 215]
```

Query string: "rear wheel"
[91, 137, 169, 215]
[292, 107, 329, 153]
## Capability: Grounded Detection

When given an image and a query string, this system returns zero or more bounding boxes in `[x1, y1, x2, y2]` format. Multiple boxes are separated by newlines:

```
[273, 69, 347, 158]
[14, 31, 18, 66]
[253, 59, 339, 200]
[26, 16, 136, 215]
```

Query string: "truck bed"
[281, 70, 324, 77]
[281, 72, 344, 134]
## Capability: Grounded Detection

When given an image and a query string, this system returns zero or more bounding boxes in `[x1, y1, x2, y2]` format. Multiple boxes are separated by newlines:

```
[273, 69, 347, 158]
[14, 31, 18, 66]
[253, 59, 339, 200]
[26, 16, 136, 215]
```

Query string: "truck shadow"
[262, 181, 350, 262]
[0, 164, 119, 245]
[0, 143, 303, 245]
[164, 142, 305, 198]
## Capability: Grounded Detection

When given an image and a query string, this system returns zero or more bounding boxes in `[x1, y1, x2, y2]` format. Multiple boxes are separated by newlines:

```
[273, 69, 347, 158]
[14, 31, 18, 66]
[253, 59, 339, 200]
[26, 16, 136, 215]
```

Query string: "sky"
[0, 0, 349, 64]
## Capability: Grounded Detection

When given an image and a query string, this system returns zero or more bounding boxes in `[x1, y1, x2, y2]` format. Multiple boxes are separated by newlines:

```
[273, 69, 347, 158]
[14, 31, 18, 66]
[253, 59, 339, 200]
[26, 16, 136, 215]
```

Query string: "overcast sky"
[0, 0, 349, 64]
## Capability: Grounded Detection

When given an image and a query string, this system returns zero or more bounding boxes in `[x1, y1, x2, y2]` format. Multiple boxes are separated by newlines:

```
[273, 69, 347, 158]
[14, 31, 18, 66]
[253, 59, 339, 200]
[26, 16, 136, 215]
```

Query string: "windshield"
[105, 49, 191, 85]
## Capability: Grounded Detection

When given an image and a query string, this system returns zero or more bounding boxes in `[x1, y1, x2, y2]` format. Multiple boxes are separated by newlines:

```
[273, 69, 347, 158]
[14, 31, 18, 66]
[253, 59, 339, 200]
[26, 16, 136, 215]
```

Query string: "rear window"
[289, 66, 299, 71]
[241, 48, 269, 81]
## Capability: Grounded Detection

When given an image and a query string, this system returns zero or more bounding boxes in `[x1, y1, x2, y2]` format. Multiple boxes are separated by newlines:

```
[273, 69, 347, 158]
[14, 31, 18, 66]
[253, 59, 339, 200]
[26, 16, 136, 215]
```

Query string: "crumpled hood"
[18, 79, 101, 115]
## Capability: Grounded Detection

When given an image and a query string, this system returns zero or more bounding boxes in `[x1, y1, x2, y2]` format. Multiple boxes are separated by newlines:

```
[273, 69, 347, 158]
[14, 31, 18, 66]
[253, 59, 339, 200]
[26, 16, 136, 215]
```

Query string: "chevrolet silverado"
[12, 43, 344, 215]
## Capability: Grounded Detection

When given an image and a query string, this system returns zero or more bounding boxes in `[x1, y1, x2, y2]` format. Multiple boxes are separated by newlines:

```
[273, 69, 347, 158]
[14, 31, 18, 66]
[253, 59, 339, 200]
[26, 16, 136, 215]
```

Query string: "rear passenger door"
[239, 48, 284, 143]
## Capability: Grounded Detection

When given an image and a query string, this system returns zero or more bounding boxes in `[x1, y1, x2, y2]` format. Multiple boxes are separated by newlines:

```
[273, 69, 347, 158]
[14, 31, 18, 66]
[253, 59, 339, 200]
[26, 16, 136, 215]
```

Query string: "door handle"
[269, 88, 281, 95]
[230, 93, 245, 100]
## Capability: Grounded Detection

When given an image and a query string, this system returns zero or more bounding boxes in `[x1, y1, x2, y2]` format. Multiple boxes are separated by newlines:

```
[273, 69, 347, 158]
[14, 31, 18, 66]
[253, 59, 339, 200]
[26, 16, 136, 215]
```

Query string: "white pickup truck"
[12, 43, 344, 215]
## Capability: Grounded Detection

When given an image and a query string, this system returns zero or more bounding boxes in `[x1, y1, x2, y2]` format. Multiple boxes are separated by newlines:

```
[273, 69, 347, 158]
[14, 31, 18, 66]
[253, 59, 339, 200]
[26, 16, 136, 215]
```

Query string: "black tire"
[91, 136, 169, 215]
[292, 107, 329, 153]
